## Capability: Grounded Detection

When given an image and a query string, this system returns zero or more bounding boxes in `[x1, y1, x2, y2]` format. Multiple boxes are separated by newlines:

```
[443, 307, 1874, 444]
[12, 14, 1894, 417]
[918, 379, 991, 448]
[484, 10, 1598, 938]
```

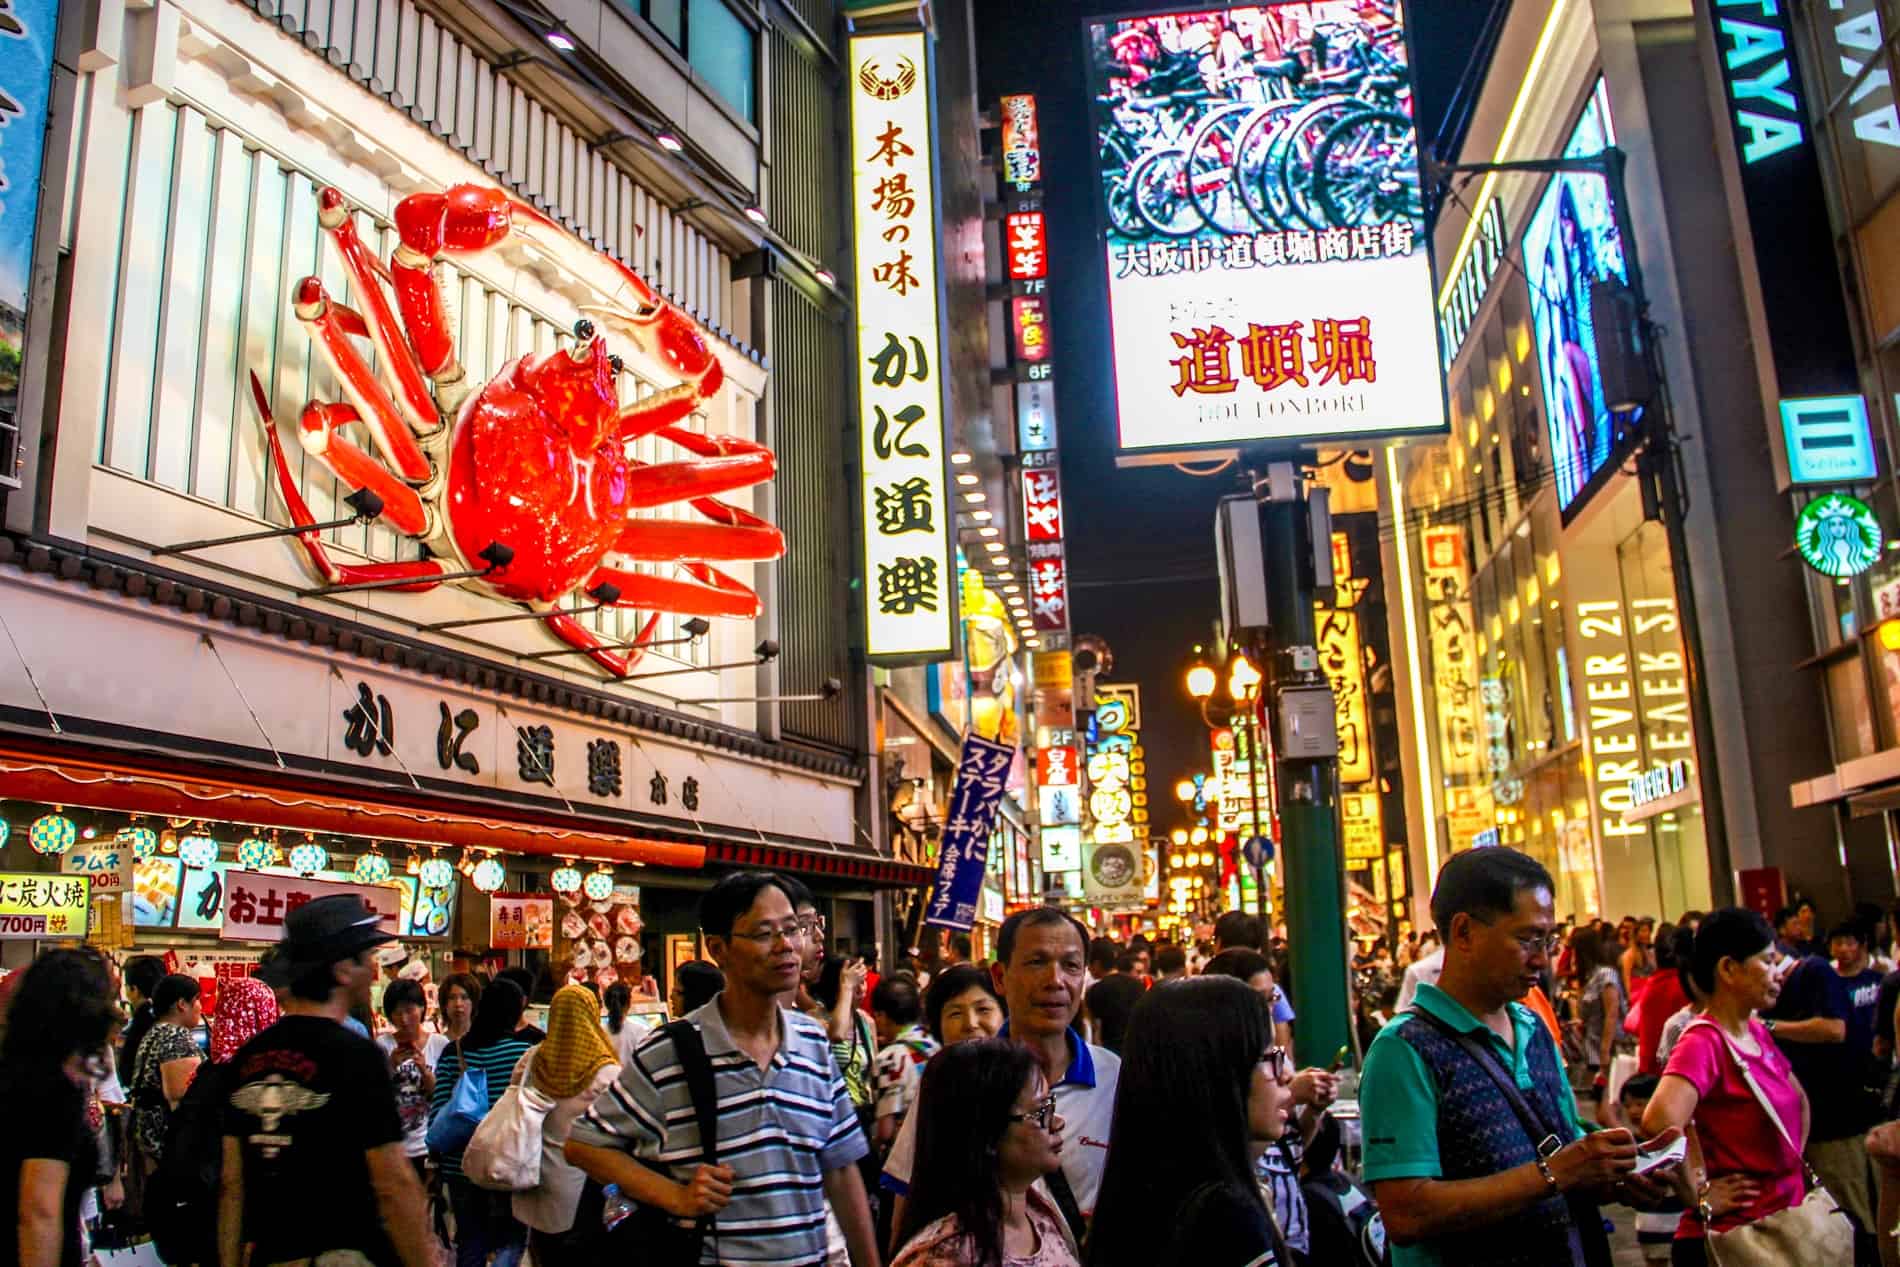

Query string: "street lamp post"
[1188, 653, 1270, 920]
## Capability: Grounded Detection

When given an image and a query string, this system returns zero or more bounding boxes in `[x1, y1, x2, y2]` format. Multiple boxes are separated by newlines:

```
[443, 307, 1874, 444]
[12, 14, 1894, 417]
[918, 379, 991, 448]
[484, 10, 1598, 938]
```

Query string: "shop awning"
[1791, 747, 1900, 817]
[704, 838, 937, 888]
[0, 733, 704, 869]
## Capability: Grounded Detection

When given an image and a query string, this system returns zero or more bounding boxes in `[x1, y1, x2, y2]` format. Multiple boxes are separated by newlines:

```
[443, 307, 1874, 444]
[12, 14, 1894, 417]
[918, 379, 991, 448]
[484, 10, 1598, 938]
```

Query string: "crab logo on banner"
[925, 731, 1018, 930]
[247, 181, 780, 677]
[1082, 4, 1446, 462]
[851, 30, 955, 662]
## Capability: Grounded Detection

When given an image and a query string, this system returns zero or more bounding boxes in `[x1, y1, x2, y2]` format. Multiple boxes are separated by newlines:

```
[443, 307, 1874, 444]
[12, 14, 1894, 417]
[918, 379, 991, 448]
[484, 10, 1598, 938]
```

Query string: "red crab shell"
[443, 335, 631, 604]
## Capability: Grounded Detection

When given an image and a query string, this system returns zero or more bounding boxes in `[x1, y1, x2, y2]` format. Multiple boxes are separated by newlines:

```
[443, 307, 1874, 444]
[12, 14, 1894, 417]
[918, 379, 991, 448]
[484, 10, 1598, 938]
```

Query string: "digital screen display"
[1082, 3, 1445, 459]
[1522, 79, 1629, 509]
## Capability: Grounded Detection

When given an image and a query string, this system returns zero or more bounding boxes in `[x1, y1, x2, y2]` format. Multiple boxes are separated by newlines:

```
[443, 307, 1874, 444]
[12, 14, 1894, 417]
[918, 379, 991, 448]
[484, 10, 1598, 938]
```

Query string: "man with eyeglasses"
[567, 872, 879, 1267]
[1361, 848, 1679, 1267]
[882, 906, 1120, 1255]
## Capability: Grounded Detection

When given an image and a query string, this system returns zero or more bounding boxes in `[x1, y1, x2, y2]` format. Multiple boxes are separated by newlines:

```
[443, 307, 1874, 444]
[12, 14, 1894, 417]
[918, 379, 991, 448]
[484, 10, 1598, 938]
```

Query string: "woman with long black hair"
[1086, 975, 1295, 1267]
[1, 947, 124, 1267]
[892, 1038, 1077, 1267]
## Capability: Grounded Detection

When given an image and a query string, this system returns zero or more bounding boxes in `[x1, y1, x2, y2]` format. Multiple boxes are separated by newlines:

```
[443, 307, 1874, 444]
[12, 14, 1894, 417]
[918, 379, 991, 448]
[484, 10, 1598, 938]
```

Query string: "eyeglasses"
[1260, 1046, 1290, 1084]
[729, 921, 808, 947]
[797, 913, 826, 935]
[1482, 919, 1561, 957]
[1009, 1092, 1059, 1132]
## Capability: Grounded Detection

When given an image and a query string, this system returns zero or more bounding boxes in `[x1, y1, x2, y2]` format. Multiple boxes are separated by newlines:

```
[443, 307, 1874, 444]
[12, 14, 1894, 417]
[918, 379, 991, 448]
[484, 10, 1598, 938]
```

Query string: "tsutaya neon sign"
[1712, 0, 1807, 163]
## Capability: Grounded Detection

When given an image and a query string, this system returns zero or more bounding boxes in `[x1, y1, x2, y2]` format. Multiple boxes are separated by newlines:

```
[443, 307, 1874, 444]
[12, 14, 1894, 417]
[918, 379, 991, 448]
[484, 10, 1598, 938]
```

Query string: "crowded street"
[3, 0, 1900, 1265]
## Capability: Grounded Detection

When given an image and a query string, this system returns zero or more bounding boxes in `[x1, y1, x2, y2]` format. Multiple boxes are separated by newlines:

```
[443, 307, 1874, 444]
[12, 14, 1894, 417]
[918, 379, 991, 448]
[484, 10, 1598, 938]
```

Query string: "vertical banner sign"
[1420, 525, 1483, 783]
[1082, 4, 1447, 462]
[1017, 377, 1057, 450]
[1, 0, 61, 418]
[1005, 210, 1049, 280]
[1027, 542, 1070, 630]
[1022, 455, 1064, 541]
[1000, 93, 1042, 191]
[1011, 296, 1051, 363]
[1703, 0, 1860, 401]
[925, 731, 1018, 930]
[851, 32, 954, 662]
[1314, 604, 1370, 783]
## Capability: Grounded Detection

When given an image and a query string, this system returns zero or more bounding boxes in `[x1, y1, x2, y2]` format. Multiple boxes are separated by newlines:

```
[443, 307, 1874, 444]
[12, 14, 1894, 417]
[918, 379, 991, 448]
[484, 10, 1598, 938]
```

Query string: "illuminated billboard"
[1523, 79, 1629, 510]
[1081, 4, 1444, 461]
[849, 31, 956, 662]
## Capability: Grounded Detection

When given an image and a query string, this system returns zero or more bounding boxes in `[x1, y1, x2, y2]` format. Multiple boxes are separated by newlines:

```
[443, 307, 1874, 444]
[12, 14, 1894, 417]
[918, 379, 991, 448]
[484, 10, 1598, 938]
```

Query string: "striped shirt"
[428, 1034, 535, 1179]
[570, 996, 869, 1266]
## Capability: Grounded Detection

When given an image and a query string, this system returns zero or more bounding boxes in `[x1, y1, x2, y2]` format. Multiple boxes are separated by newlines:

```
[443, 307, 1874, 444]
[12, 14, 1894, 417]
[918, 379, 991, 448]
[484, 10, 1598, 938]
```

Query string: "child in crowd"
[1618, 1074, 1681, 1263]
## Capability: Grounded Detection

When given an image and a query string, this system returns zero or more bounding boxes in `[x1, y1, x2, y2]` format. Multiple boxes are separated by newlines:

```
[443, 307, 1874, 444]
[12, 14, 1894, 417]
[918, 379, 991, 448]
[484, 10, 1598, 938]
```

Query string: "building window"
[646, 0, 685, 47]
[688, 0, 756, 122]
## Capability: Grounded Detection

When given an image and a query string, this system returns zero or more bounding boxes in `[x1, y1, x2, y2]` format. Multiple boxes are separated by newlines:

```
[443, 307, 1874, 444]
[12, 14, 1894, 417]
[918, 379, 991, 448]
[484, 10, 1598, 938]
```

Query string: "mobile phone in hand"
[1633, 1135, 1687, 1175]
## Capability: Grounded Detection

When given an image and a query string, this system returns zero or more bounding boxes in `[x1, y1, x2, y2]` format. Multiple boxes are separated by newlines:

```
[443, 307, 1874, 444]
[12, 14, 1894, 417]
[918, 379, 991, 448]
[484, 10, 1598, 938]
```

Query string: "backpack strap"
[664, 1020, 719, 1167]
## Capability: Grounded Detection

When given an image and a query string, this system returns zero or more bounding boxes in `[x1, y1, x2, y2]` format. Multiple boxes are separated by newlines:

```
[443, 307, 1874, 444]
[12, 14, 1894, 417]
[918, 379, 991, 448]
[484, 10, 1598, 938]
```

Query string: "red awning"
[0, 734, 704, 870]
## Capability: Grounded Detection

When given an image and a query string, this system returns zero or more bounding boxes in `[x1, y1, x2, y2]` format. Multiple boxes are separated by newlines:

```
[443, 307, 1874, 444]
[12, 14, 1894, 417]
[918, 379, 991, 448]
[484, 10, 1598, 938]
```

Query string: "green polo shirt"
[1359, 983, 1588, 1267]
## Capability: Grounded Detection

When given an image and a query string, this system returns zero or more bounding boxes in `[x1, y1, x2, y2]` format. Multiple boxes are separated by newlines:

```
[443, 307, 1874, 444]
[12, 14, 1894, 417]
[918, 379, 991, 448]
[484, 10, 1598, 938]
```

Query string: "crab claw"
[580, 301, 725, 402]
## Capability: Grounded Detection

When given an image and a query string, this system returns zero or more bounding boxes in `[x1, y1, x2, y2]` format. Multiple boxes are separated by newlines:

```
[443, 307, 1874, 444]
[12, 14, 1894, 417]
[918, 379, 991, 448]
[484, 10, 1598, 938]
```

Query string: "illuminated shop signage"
[1704, 0, 1860, 400]
[1524, 80, 1630, 510]
[1625, 758, 1697, 823]
[1006, 211, 1048, 281]
[1081, 3, 1446, 461]
[1022, 455, 1064, 542]
[1438, 197, 1507, 370]
[1028, 542, 1070, 630]
[1000, 93, 1042, 191]
[1781, 395, 1877, 485]
[1012, 295, 1051, 363]
[1018, 378, 1057, 451]
[1421, 525, 1484, 783]
[1796, 492, 1884, 577]
[850, 31, 955, 661]
[1316, 605, 1371, 784]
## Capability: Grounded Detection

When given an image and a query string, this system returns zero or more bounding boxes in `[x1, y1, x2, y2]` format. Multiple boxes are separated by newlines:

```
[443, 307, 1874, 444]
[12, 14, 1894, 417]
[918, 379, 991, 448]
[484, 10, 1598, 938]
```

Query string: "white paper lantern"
[550, 866, 583, 895]
[418, 858, 455, 889]
[236, 837, 277, 869]
[178, 834, 219, 869]
[582, 867, 615, 901]
[471, 857, 506, 893]
[353, 850, 391, 884]
[30, 813, 76, 856]
[288, 841, 329, 875]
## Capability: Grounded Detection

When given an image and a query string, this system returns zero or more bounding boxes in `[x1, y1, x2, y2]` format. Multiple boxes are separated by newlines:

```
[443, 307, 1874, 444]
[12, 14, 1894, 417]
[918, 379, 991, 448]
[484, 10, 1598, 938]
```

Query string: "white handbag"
[462, 1075, 555, 1192]
[1688, 1021, 1855, 1267]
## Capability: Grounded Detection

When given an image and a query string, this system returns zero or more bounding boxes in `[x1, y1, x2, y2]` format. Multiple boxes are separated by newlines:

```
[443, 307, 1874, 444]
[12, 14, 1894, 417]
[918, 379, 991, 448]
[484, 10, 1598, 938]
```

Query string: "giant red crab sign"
[249, 183, 782, 677]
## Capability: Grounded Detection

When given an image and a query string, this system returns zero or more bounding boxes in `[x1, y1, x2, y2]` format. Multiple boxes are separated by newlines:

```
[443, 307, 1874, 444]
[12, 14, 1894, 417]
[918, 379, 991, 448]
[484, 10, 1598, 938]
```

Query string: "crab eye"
[572, 318, 595, 341]
[609, 355, 624, 375]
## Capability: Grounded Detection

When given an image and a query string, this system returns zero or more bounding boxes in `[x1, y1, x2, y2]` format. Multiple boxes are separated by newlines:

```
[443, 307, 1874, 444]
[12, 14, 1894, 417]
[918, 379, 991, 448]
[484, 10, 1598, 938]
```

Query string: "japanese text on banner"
[925, 731, 1018, 931]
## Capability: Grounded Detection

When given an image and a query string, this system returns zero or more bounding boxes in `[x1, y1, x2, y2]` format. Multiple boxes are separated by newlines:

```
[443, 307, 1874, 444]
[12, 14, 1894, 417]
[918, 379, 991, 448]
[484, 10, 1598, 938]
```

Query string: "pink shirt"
[1662, 1017, 1807, 1237]
[892, 1186, 1080, 1267]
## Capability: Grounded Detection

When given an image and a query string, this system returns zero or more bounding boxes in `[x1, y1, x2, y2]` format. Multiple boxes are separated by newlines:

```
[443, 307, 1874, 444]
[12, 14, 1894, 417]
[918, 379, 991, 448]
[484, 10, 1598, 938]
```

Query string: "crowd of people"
[11, 858, 1900, 1266]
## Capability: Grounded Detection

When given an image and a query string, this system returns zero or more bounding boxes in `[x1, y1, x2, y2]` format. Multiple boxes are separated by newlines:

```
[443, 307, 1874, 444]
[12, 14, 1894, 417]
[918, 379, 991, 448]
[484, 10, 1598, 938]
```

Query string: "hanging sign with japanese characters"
[0, 872, 90, 938]
[1001, 93, 1042, 192]
[1028, 543, 1070, 631]
[1022, 457, 1065, 542]
[1082, 5, 1446, 462]
[219, 872, 402, 943]
[1315, 603, 1371, 784]
[490, 895, 555, 950]
[925, 731, 1018, 930]
[851, 30, 955, 662]
[1006, 211, 1049, 280]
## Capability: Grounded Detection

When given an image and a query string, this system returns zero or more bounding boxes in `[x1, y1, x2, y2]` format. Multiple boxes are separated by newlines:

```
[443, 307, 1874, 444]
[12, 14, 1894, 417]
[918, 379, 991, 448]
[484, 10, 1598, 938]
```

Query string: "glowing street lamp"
[1186, 661, 1218, 700]
[1174, 778, 1197, 803]
[1228, 654, 1262, 698]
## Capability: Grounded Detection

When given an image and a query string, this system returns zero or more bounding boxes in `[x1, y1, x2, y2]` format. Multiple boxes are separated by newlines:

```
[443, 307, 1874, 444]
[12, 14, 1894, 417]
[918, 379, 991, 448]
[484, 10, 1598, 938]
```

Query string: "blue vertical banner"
[924, 730, 1016, 931]
[1, 0, 61, 403]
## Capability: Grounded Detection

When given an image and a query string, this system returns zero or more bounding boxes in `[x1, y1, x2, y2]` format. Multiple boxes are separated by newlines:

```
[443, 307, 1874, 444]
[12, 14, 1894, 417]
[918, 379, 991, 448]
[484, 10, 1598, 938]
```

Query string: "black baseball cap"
[282, 894, 397, 968]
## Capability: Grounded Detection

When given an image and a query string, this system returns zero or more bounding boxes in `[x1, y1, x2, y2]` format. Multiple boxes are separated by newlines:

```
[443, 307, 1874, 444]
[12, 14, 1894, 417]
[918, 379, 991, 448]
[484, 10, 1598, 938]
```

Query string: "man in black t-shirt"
[219, 895, 431, 1267]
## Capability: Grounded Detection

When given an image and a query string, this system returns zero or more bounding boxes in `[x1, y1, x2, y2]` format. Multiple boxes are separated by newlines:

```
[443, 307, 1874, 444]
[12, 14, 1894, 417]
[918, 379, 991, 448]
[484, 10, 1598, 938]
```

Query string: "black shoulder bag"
[1410, 1011, 1611, 1267]
[578, 1019, 722, 1265]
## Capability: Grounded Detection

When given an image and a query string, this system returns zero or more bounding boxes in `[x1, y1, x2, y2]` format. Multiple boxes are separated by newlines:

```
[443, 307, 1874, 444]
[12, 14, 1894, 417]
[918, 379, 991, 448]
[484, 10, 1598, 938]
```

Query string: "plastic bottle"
[601, 1182, 636, 1232]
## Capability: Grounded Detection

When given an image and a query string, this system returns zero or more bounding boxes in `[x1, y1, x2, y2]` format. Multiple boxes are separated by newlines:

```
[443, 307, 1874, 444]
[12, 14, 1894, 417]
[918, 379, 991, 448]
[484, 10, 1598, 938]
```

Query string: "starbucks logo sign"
[1795, 492, 1883, 578]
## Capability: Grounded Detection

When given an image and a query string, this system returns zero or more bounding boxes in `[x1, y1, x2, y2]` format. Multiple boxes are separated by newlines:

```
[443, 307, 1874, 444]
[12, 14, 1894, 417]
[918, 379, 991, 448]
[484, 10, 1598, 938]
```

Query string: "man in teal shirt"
[1360, 848, 1677, 1266]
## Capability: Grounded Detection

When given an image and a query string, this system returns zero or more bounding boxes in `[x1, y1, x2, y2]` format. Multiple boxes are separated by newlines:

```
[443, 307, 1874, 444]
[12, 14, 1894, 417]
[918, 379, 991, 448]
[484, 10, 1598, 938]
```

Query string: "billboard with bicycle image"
[1083, 2, 1447, 460]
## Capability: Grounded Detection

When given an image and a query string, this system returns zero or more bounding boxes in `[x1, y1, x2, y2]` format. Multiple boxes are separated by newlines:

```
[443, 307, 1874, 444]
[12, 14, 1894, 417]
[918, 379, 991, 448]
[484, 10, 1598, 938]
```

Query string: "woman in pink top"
[1642, 907, 1810, 1257]
[892, 1039, 1078, 1267]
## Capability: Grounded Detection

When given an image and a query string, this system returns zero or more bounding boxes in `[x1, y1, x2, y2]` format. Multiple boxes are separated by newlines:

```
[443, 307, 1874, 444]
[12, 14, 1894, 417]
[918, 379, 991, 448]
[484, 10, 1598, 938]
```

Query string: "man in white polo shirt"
[882, 906, 1120, 1252]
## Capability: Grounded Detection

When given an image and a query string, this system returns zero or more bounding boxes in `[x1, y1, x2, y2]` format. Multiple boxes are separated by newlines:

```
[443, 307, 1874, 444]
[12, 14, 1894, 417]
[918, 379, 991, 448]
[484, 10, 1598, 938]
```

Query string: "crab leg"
[297, 402, 429, 537]
[539, 609, 665, 678]
[315, 188, 440, 439]
[610, 517, 782, 564]
[585, 563, 764, 619]
[624, 449, 776, 510]
[294, 278, 434, 483]
[248, 374, 445, 592]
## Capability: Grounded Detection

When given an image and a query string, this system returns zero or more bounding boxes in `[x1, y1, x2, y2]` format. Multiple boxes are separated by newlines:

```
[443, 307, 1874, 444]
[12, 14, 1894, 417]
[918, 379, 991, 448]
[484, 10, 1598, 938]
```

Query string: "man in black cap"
[218, 894, 431, 1267]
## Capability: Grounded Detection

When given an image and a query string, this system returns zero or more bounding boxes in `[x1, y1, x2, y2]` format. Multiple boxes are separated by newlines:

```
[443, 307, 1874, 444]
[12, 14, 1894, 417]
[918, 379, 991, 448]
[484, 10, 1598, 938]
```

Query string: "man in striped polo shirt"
[567, 872, 878, 1266]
